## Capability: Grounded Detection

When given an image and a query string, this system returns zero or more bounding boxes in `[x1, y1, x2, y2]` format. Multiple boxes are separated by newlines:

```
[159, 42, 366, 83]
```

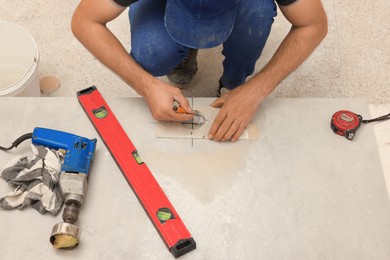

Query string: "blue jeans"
[129, 0, 277, 89]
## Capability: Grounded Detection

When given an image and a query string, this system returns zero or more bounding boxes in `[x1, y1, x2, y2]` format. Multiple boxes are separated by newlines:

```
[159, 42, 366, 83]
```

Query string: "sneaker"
[167, 49, 199, 85]
[217, 80, 231, 97]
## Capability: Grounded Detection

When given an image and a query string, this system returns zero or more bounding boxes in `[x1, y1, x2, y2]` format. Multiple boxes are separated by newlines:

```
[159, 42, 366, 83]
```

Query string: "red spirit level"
[331, 110, 390, 140]
[77, 86, 196, 258]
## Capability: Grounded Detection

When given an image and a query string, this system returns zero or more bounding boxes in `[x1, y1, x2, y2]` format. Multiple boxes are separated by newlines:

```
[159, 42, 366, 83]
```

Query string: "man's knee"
[131, 42, 180, 77]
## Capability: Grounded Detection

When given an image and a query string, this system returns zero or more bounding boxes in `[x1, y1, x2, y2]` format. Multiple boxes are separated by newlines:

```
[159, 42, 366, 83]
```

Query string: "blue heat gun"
[0, 127, 97, 249]
[31, 127, 96, 174]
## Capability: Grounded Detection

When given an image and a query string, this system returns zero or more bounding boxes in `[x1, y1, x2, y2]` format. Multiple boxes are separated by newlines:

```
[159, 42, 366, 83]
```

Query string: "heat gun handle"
[32, 127, 97, 174]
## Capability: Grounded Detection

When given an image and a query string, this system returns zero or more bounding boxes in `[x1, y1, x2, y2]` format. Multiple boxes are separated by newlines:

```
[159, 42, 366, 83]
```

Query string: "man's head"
[165, 0, 238, 49]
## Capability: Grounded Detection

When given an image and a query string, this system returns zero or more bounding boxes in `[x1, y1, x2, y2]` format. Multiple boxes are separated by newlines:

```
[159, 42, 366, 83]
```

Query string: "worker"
[72, 0, 327, 142]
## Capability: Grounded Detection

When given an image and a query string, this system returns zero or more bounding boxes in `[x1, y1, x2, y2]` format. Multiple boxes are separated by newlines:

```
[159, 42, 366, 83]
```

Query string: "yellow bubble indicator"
[132, 150, 144, 164]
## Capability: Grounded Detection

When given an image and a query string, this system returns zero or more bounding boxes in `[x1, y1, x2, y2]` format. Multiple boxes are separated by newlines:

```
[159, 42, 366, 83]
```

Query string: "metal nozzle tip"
[62, 203, 80, 224]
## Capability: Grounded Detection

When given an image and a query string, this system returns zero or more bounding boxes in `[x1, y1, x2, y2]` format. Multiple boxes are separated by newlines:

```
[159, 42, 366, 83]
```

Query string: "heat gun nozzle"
[62, 202, 80, 224]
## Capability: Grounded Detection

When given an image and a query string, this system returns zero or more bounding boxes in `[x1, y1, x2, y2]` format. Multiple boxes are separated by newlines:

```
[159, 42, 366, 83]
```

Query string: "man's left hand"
[208, 83, 263, 142]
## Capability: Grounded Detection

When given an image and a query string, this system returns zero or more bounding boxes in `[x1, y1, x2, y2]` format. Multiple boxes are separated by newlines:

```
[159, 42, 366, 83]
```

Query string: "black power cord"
[0, 133, 33, 151]
[362, 113, 390, 124]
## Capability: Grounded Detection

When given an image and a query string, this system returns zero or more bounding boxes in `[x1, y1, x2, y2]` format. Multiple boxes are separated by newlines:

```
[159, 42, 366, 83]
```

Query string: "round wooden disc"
[39, 76, 60, 93]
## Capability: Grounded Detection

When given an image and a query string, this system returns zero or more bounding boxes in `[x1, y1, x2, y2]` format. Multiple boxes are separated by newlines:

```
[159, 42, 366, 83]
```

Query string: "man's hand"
[72, 0, 193, 123]
[209, 0, 327, 142]
[143, 80, 194, 122]
[208, 82, 263, 142]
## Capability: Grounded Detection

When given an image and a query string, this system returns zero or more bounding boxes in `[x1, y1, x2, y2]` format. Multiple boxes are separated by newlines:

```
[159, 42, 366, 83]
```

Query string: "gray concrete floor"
[1, 1, 389, 192]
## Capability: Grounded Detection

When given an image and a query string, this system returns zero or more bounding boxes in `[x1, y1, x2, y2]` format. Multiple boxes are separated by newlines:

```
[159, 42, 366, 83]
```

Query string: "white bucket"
[0, 21, 40, 97]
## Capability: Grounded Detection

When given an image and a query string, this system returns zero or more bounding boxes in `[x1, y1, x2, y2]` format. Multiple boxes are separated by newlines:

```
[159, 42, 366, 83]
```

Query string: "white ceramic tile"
[369, 104, 390, 199]
[0, 97, 390, 259]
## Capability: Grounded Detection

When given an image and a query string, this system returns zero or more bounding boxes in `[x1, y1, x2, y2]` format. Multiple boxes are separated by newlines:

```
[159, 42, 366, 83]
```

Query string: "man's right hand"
[142, 79, 194, 122]
[72, 0, 193, 123]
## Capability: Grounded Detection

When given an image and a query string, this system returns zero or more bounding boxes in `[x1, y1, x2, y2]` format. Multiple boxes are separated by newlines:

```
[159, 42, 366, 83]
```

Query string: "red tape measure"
[331, 110, 390, 140]
[331, 110, 362, 140]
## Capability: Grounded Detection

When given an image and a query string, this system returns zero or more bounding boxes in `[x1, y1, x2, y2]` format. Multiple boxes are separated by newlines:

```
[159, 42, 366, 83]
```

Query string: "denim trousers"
[129, 0, 277, 89]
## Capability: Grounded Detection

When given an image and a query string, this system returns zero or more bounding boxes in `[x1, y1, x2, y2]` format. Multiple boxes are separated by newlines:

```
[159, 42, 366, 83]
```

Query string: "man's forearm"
[71, 0, 156, 97]
[250, 22, 327, 97]
[248, 0, 328, 99]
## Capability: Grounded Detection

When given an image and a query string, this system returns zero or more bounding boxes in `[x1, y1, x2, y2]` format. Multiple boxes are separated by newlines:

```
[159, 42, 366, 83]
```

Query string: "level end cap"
[77, 86, 97, 96]
[170, 237, 196, 258]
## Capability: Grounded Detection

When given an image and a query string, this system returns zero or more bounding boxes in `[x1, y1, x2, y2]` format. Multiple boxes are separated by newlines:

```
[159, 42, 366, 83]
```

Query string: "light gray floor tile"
[369, 104, 390, 199]
[334, 0, 390, 104]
